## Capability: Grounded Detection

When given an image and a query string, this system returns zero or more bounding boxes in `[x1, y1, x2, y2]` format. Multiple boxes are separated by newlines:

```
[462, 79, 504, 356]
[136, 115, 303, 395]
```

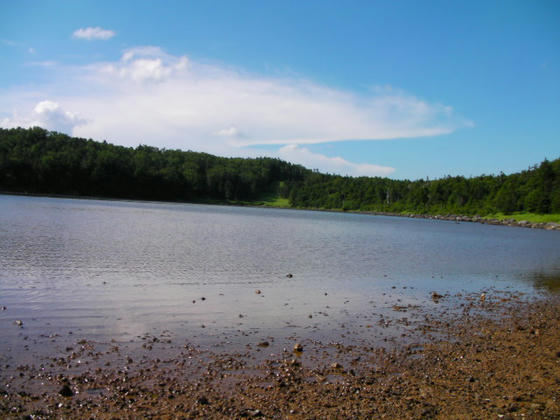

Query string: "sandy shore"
[1, 292, 559, 419]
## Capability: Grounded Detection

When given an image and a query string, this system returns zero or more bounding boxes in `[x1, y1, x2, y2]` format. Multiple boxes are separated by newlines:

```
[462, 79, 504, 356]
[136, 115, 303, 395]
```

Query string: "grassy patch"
[260, 196, 290, 207]
[484, 212, 560, 223]
[228, 194, 291, 208]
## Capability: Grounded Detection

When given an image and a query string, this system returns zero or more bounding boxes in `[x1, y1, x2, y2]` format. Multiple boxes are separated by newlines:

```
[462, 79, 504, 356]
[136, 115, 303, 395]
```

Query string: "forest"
[1, 127, 559, 216]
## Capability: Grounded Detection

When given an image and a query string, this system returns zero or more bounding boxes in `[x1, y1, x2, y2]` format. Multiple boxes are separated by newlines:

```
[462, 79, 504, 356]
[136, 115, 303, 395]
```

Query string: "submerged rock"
[59, 385, 73, 397]
[431, 292, 443, 302]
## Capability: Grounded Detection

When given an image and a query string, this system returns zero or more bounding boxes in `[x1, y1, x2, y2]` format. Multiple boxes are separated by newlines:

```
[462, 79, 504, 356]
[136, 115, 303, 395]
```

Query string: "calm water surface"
[1, 195, 560, 356]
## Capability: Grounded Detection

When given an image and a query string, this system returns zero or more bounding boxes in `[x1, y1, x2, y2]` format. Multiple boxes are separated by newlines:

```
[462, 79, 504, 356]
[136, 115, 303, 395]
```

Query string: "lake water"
[1, 194, 560, 361]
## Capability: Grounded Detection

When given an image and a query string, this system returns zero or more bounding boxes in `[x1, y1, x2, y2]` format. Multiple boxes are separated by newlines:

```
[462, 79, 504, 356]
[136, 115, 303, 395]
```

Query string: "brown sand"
[1, 295, 560, 419]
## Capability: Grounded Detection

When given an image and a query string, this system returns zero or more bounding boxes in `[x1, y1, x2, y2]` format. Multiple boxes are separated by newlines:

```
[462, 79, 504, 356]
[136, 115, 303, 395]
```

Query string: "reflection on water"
[529, 272, 560, 293]
[0, 194, 559, 354]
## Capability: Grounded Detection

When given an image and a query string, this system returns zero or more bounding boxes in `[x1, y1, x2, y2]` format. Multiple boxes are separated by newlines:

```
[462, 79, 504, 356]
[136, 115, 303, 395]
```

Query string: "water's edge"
[2, 190, 559, 231]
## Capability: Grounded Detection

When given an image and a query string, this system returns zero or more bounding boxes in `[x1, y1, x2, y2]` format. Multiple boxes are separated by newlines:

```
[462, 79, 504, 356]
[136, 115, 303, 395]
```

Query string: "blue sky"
[1, 0, 559, 179]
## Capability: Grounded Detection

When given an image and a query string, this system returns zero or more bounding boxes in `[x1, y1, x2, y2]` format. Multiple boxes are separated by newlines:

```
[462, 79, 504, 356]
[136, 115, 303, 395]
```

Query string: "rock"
[480, 293, 486, 302]
[331, 362, 343, 369]
[431, 292, 443, 302]
[197, 396, 209, 405]
[293, 343, 303, 352]
[59, 385, 73, 397]
[1, 306, 6, 311]
[286, 273, 293, 278]
[240, 408, 263, 417]
[257, 341, 269, 347]
[14, 320, 23, 327]
[255, 290, 261, 294]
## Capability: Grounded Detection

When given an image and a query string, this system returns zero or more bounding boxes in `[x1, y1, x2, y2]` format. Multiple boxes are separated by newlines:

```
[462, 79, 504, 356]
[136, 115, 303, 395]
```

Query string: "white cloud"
[0, 46, 472, 176]
[98, 47, 188, 83]
[72, 27, 115, 41]
[1, 100, 86, 134]
[214, 126, 241, 137]
[278, 145, 395, 177]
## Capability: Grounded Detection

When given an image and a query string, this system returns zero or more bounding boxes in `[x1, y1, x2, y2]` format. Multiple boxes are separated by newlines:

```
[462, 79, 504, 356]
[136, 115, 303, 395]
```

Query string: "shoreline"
[3, 190, 559, 231]
[1, 292, 559, 418]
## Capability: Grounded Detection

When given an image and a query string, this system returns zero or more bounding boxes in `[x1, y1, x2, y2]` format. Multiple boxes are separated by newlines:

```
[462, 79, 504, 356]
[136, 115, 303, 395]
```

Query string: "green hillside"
[1, 127, 559, 218]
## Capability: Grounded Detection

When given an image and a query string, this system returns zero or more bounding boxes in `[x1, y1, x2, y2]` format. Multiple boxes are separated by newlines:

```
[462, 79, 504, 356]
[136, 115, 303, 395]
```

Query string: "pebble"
[293, 343, 303, 352]
[59, 385, 73, 397]
[197, 396, 209, 405]
[431, 292, 443, 302]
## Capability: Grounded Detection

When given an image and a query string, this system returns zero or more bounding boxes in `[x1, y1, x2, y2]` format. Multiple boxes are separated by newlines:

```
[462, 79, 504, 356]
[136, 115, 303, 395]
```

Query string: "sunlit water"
[1, 194, 560, 359]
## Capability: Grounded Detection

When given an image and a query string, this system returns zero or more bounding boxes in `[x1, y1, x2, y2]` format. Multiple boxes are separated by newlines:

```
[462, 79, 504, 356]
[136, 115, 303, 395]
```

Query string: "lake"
[1, 194, 560, 362]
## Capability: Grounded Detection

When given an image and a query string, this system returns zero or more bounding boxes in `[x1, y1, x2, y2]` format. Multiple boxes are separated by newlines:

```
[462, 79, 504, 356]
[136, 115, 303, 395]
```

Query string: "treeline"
[0, 127, 308, 201]
[289, 161, 560, 215]
[1, 127, 559, 215]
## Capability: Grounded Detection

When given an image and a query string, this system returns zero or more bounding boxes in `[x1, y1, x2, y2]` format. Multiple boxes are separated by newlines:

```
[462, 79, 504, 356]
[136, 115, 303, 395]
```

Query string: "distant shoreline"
[2, 190, 559, 231]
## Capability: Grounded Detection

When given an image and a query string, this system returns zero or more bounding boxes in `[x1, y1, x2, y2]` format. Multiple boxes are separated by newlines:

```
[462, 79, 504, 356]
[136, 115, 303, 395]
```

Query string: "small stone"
[431, 292, 443, 302]
[59, 385, 73, 397]
[255, 290, 261, 294]
[1, 306, 6, 311]
[257, 341, 269, 348]
[14, 320, 23, 327]
[201, 297, 206, 301]
[197, 396, 209, 405]
[480, 293, 486, 302]
[293, 343, 303, 352]
[331, 362, 343, 369]
[286, 273, 293, 278]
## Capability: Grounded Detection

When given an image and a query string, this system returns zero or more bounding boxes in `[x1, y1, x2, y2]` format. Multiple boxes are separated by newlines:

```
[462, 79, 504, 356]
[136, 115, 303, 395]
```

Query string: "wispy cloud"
[1, 39, 19, 47]
[278, 145, 395, 176]
[0, 46, 471, 176]
[72, 27, 115, 41]
[28, 61, 57, 67]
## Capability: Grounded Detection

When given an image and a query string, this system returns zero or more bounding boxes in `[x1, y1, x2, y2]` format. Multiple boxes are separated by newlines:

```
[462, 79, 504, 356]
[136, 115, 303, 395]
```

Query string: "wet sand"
[1, 291, 559, 419]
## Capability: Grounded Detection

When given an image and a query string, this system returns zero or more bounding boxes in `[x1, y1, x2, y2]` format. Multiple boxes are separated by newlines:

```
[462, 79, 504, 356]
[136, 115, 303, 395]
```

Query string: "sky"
[1, 1, 559, 180]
